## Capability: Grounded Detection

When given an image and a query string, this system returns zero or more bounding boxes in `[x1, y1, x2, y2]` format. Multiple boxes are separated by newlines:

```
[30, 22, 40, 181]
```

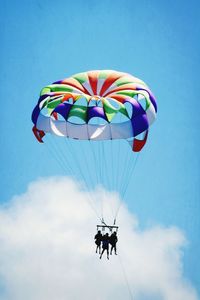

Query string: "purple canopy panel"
[37, 94, 49, 105]
[136, 87, 157, 112]
[125, 98, 146, 118]
[53, 80, 63, 84]
[87, 106, 108, 123]
[131, 113, 149, 137]
[52, 102, 72, 120]
[31, 104, 40, 125]
[149, 93, 157, 112]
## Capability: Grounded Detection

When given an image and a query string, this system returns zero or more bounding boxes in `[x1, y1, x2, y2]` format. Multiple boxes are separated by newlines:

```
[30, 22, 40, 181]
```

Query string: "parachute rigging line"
[32, 69, 157, 225]
[118, 254, 134, 300]
[114, 152, 140, 222]
[45, 137, 102, 222]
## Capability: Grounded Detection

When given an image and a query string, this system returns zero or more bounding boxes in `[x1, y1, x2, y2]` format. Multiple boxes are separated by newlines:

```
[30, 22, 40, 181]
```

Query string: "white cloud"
[0, 177, 198, 300]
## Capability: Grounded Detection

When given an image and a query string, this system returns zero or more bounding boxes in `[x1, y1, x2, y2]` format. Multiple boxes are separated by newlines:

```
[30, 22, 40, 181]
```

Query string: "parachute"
[32, 70, 157, 224]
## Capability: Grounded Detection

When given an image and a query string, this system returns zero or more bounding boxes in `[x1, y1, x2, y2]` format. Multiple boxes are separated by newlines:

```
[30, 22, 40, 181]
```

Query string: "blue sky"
[1, 0, 200, 297]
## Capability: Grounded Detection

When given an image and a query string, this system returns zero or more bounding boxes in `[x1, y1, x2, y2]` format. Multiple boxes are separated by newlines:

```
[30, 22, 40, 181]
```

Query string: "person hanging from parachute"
[109, 231, 118, 255]
[31, 70, 157, 259]
[100, 233, 110, 260]
[94, 230, 103, 254]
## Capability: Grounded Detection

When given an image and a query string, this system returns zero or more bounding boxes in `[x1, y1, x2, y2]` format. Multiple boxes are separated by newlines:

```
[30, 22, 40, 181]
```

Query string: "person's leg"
[96, 242, 101, 253]
[107, 248, 109, 259]
[110, 245, 113, 255]
[100, 248, 105, 259]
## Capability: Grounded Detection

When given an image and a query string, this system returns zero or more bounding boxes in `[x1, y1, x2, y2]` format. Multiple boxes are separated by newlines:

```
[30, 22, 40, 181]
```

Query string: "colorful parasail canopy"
[32, 70, 157, 152]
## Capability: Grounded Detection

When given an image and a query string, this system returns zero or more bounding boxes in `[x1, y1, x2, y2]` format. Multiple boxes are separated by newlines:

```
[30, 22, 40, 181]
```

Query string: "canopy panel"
[32, 70, 157, 152]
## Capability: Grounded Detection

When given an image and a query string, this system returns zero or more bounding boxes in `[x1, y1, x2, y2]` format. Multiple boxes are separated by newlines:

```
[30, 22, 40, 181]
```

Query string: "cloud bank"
[0, 177, 198, 300]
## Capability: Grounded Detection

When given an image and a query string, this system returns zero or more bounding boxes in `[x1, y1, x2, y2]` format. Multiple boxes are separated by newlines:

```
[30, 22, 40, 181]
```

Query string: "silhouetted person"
[94, 230, 102, 254]
[100, 233, 110, 260]
[109, 231, 118, 255]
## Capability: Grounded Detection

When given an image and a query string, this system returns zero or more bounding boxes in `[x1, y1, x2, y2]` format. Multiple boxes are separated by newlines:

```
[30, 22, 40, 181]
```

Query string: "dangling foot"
[107, 256, 109, 260]
[100, 255, 102, 259]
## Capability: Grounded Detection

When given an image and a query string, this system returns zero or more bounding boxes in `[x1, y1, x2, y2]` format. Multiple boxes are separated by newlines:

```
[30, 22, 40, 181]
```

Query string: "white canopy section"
[36, 114, 134, 140]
